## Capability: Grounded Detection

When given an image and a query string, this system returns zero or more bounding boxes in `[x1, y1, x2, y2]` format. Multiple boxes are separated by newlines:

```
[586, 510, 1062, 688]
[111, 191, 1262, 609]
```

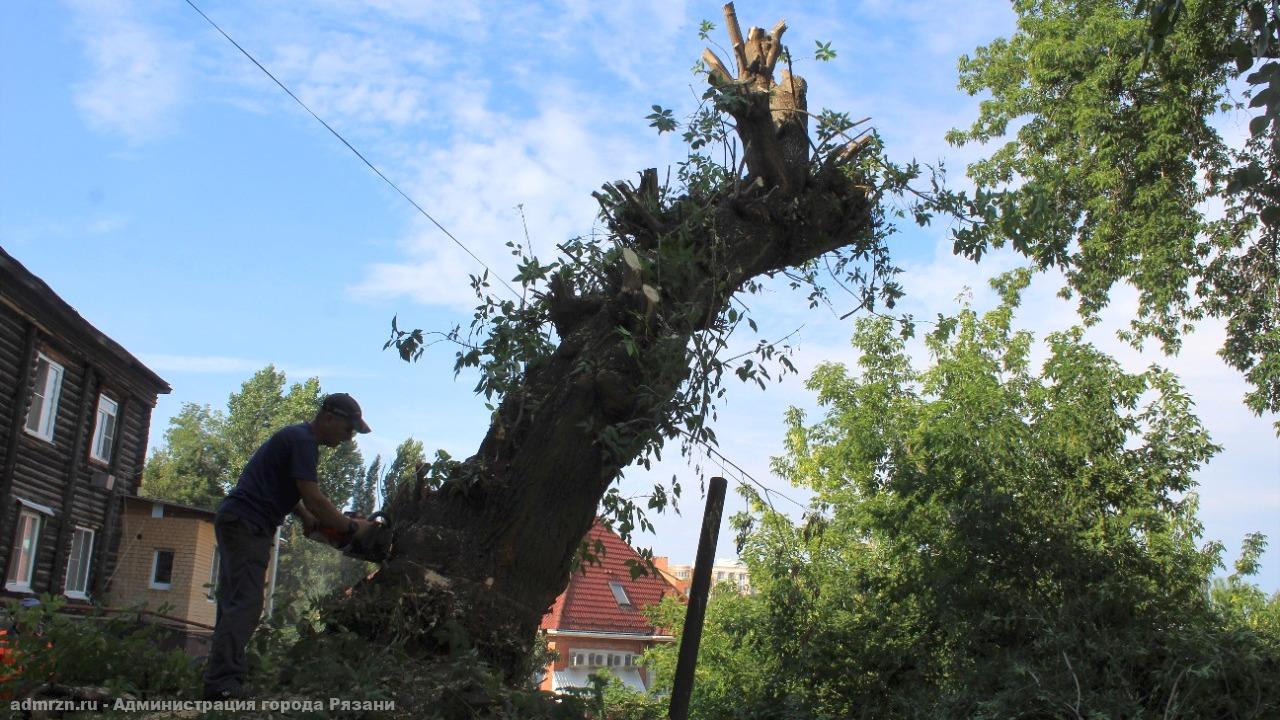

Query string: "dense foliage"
[2, 597, 199, 701]
[933, 0, 1280, 419]
[640, 271, 1279, 719]
[1, 595, 582, 719]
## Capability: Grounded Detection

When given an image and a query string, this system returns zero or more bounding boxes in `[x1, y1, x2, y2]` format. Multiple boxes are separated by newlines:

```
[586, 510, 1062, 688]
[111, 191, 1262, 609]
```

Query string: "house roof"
[123, 494, 217, 518]
[540, 520, 679, 636]
[0, 245, 170, 395]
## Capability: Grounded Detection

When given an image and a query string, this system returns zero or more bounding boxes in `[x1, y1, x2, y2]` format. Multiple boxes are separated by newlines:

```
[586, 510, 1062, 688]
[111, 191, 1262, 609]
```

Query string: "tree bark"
[327, 3, 878, 682]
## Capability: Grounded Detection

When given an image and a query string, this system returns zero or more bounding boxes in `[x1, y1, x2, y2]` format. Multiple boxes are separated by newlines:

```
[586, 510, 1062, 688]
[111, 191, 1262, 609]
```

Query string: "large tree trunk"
[327, 4, 877, 681]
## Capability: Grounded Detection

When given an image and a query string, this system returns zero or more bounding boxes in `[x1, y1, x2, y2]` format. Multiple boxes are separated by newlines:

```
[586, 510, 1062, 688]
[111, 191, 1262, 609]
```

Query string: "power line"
[684, 431, 807, 511]
[186, 1, 809, 518]
[182, 0, 520, 300]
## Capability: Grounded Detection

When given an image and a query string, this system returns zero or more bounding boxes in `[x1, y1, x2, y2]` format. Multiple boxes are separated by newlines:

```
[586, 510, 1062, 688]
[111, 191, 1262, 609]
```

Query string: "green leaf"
[646, 106, 677, 133]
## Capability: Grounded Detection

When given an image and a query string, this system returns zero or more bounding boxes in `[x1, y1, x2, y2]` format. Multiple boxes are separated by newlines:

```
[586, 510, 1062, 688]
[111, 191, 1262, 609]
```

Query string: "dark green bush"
[1, 595, 199, 699]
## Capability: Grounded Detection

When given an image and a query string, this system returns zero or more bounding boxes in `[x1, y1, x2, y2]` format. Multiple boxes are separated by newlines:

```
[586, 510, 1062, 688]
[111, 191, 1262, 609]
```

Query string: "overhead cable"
[183, 0, 520, 300]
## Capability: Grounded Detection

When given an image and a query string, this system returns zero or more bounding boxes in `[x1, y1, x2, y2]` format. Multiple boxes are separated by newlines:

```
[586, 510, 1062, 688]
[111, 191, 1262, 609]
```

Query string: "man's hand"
[295, 479, 351, 532]
[349, 518, 375, 540]
[292, 501, 320, 535]
[345, 518, 392, 562]
[332, 518, 375, 550]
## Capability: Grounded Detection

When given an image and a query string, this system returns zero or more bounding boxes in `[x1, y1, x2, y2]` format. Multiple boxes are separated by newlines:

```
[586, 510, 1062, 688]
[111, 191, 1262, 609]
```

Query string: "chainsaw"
[307, 510, 395, 563]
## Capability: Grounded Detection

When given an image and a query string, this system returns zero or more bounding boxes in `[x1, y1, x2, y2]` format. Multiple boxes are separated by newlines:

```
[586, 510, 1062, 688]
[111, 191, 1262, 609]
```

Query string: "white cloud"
[563, 0, 692, 90]
[349, 78, 663, 308]
[340, 0, 486, 25]
[271, 33, 446, 129]
[139, 353, 263, 374]
[139, 353, 341, 379]
[0, 214, 130, 246]
[87, 215, 129, 235]
[66, 0, 187, 143]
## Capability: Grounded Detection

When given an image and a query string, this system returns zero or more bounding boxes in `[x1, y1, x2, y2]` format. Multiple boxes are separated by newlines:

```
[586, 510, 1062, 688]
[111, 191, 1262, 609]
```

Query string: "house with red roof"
[539, 520, 680, 693]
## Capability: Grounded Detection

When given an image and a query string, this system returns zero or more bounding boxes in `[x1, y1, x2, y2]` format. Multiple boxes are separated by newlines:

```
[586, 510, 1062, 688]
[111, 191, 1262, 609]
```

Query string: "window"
[24, 353, 64, 442]
[89, 395, 118, 464]
[207, 545, 220, 601]
[608, 581, 631, 607]
[150, 549, 174, 590]
[64, 527, 95, 598]
[5, 509, 43, 591]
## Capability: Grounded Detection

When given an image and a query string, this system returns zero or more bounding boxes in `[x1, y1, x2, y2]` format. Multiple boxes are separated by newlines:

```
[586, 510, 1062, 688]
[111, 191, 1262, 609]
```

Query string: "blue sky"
[2, 0, 1276, 591]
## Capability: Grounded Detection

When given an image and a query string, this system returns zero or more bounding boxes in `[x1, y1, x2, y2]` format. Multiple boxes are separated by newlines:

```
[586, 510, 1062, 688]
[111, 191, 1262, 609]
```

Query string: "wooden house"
[0, 246, 170, 604]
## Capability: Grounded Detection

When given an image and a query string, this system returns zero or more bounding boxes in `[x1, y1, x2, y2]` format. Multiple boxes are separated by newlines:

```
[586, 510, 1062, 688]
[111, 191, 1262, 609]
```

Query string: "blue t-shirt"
[219, 423, 319, 533]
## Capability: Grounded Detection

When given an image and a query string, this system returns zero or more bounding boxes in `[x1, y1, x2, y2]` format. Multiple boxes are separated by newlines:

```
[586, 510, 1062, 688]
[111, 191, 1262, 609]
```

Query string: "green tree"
[223, 367, 323, 470]
[351, 7, 893, 679]
[381, 438, 425, 506]
[320, 438, 364, 511]
[938, 0, 1279, 417]
[353, 454, 382, 516]
[646, 271, 1279, 718]
[140, 402, 228, 509]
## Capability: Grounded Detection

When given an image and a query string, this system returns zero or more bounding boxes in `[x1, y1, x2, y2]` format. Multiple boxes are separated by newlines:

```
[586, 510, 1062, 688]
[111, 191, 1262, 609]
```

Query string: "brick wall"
[108, 503, 218, 631]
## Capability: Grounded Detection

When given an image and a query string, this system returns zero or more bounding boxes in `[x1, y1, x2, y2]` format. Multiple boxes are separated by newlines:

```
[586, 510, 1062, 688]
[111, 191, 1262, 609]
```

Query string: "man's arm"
[291, 501, 319, 533]
[295, 479, 355, 533]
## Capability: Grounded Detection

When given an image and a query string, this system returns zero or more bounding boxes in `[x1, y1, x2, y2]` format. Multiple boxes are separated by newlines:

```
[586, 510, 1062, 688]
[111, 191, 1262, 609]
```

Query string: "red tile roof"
[540, 520, 678, 635]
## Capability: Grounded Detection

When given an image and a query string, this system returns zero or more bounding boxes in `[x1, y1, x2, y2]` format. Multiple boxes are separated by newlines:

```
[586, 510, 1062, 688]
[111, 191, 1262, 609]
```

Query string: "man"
[202, 393, 374, 701]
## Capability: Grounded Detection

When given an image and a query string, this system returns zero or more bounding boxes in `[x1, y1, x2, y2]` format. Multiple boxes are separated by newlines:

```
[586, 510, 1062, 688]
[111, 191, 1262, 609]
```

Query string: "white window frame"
[63, 526, 95, 599]
[24, 353, 64, 443]
[608, 581, 632, 607]
[89, 394, 119, 465]
[150, 549, 174, 590]
[5, 508, 44, 592]
[207, 545, 220, 601]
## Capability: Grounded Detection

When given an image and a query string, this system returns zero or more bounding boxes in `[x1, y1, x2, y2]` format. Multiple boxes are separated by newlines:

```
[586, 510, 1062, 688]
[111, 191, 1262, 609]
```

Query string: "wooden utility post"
[668, 476, 728, 720]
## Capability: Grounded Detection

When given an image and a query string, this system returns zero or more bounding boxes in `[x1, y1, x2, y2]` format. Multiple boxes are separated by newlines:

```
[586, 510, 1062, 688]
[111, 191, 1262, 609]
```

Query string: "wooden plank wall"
[0, 297, 162, 599]
[0, 304, 35, 582]
[0, 306, 24, 454]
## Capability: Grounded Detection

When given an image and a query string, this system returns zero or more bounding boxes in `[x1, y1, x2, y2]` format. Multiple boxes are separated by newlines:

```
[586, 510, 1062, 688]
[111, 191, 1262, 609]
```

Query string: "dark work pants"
[203, 513, 273, 694]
